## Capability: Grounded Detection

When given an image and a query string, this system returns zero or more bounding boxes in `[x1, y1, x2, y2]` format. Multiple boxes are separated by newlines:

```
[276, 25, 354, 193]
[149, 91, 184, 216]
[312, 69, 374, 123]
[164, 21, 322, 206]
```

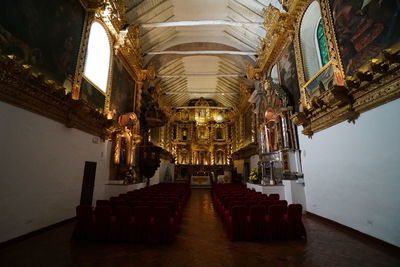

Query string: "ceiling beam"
[140, 20, 263, 28]
[165, 92, 239, 95]
[173, 106, 232, 110]
[158, 74, 244, 78]
[146, 50, 256, 55]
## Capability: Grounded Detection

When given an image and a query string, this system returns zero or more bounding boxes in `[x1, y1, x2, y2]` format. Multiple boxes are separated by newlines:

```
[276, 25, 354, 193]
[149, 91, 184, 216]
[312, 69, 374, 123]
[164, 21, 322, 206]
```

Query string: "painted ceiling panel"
[125, 0, 282, 108]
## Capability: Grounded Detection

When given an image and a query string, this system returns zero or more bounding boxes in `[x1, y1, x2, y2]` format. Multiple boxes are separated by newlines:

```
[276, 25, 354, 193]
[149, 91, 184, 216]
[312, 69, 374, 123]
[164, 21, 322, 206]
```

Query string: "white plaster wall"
[299, 98, 400, 246]
[0, 102, 111, 243]
[150, 159, 175, 185]
[250, 154, 259, 170]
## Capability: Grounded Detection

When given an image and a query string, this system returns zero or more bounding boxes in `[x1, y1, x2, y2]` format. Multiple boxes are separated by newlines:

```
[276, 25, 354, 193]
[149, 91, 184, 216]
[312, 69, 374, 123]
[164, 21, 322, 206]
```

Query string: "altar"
[191, 175, 211, 186]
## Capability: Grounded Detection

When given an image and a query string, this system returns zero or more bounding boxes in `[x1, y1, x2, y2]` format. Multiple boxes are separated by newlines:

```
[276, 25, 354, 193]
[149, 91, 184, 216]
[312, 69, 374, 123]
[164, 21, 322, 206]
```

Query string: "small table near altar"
[191, 175, 211, 186]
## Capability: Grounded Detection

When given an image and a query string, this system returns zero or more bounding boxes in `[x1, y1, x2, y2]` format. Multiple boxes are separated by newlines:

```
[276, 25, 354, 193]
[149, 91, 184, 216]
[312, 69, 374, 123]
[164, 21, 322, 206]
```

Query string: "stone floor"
[1, 189, 399, 267]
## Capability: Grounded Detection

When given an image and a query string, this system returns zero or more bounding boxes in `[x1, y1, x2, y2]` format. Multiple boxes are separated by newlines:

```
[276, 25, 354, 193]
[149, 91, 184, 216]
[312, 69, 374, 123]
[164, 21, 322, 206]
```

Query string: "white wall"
[0, 102, 111, 243]
[299, 98, 400, 246]
[150, 159, 175, 185]
[250, 154, 259, 170]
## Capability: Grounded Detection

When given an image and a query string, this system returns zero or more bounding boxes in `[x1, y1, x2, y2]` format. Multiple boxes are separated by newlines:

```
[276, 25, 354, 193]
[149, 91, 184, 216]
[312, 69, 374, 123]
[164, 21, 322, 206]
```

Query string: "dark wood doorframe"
[80, 161, 97, 206]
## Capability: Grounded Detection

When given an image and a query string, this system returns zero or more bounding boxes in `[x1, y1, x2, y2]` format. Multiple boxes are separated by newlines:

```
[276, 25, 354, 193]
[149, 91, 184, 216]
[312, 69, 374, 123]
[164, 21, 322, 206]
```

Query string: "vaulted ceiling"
[126, 0, 283, 109]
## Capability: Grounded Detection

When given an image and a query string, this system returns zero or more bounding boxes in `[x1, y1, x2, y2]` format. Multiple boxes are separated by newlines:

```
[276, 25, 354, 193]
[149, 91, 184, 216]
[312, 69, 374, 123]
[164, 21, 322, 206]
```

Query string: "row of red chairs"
[73, 183, 191, 243]
[212, 184, 306, 241]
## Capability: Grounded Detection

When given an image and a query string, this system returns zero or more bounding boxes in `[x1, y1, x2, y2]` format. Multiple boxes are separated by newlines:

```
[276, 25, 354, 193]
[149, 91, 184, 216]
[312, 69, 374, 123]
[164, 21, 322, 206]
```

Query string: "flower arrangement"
[249, 168, 259, 183]
[124, 167, 136, 184]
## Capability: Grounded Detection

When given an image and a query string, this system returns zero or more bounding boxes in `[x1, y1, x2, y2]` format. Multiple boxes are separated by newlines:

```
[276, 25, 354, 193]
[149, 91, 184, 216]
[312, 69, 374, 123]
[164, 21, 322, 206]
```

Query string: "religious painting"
[304, 64, 335, 98]
[197, 125, 208, 140]
[80, 79, 106, 109]
[329, 0, 400, 75]
[0, 0, 85, 85]
[110, 57, 135, 117]
[278, 42, 301, 112]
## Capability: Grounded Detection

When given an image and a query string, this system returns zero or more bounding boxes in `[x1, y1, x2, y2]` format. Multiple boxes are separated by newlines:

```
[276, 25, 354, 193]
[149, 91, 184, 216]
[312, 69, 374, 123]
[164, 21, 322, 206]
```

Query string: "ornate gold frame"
[250, 0, 400, 137]
[78, 18, 114, 113]
[74, 0, 156, 116]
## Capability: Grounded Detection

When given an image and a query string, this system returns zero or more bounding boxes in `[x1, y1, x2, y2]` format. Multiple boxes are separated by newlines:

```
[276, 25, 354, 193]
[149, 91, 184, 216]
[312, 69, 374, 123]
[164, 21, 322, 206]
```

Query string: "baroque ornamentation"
[0, 54, 114, 139]
[285, 0, 400, 136]
[74, 0, 155, 116]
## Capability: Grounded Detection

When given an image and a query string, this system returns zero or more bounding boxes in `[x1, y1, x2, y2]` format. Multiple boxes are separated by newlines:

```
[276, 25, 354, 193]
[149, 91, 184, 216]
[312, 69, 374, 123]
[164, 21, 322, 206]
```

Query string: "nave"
[1, 189, 399, 267]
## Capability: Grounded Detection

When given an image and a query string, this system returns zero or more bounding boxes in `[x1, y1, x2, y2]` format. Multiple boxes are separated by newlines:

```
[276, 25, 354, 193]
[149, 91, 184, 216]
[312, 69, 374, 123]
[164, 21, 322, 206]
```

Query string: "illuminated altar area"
[165, 98, 234, 182]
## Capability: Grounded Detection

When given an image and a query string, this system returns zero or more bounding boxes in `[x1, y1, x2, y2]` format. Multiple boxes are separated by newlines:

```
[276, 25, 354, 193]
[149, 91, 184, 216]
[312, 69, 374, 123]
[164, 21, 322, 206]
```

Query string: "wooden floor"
[1, 189, 399, 267]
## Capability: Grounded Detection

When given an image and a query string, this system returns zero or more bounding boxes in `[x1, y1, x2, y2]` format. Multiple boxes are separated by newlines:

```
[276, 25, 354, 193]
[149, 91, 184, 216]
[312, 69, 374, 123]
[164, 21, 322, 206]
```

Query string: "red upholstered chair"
[274, 200, 288, 212]
[130, 206, 152, 243]
[227, 205, 248, 241]
[94, 205, 113, 241]
[247, 205, 268, 240]
[74, 205, 94, 240]
[268, 194, 280, 201]
[223, 201, 242, 225]
[266, 205, 286, 240]
[162, 201, 181, 225]
[220, 196, 235, 215]
[147, 201, 159, 210]
[96, 200, 110, 206]
[285, 204, 306, 239]
[112, 205, 133, 242]
[150, 207, 176, 244]
[127, 200, 142, 209]
[110, 199, 125, 215]
[245, 200, 258, 209]
[258, 200, 274, 214]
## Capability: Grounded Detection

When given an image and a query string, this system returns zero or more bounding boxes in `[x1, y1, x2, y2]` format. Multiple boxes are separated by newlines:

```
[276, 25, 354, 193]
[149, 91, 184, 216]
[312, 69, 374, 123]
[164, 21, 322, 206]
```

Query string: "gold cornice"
[292, 64, 400, 136]
[248, 1, 309, 78]
[79, 0, 106, 11]
[0, 55, 115, 139]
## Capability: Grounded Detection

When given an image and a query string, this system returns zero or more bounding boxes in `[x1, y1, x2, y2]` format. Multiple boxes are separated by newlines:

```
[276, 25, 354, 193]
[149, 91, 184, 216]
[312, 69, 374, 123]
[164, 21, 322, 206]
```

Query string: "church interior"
[1, 0, 400, 266]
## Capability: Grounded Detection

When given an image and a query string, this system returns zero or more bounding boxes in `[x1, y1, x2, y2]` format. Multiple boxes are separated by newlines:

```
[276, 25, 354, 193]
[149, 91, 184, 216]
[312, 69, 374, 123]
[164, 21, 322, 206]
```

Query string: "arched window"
[270, 64, 279, 86]
[300, 1, 329, 80]
[83, 21, 111, 93]
[316, 19, 329, 67]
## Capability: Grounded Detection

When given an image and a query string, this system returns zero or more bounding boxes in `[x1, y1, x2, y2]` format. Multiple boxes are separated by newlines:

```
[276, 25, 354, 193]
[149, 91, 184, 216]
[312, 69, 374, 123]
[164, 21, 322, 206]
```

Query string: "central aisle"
[158, 188, 281, 266]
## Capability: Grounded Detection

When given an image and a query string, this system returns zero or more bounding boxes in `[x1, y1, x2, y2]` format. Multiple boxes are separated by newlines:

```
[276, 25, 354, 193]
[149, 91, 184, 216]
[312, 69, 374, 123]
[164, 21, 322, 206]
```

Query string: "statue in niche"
[216, 128, 223, 140]
[216, 150, 224, 165]
[120, 138, 127, 165]
[198, 126, 207, 139]
[173, 125, 177, 139]
[182, 127, 188, 141]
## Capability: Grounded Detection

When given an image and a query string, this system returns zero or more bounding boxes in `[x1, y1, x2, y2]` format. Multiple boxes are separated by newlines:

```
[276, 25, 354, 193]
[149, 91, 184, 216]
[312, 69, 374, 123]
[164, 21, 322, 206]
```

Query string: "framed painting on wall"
[329, 0, 400, 76]
[278, 42, 301, 112]
[110, 57, 135, 117]
[0, 0, 85, 85]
